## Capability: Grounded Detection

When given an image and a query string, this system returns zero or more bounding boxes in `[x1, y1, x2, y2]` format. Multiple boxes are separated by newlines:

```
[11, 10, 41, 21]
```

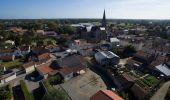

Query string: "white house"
[22, 62, 36, 74]
[110, 38, 120, 46]
[0, 70, 16, 85]
[95, 51, 120, 65]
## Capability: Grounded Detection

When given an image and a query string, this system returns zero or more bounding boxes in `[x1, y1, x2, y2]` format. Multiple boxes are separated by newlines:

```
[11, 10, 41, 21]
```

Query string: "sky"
[0, 0, 170, 19]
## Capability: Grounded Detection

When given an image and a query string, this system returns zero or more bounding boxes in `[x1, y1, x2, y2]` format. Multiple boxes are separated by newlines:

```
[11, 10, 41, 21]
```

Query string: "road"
[151, 81, 170, 100]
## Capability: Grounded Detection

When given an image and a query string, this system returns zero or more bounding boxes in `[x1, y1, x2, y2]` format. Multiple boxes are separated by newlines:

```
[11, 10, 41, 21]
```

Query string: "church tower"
[102, 9, 107, 27]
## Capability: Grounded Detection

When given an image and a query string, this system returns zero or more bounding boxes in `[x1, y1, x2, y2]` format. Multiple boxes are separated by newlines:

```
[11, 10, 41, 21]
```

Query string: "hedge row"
[20, 80, 34, 100]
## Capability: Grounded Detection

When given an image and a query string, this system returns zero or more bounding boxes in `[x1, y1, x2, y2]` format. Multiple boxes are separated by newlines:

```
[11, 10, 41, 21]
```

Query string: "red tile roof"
[38, 53, 51, 60]
[90, 90, 124, 100]
[37, 63, 54, 75]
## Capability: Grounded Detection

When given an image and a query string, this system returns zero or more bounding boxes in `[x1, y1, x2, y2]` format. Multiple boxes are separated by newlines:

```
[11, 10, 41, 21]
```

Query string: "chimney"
[12, 55, 15, 61]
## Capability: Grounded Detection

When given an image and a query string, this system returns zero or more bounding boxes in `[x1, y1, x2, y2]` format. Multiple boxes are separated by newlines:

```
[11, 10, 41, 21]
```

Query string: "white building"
[110, 38, 120, 46]
[22, 62, 36, 74]
[0, 70, 17, 85]
[95, 51, 120, 65]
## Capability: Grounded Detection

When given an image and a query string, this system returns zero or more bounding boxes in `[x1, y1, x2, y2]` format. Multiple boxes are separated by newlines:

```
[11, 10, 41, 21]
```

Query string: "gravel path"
[150, 81, 170, 100]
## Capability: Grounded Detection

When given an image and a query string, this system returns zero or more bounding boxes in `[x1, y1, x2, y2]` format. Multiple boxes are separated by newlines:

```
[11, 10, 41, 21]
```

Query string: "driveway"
[58, 69, 107, 100]
[151, 81, 170, 100]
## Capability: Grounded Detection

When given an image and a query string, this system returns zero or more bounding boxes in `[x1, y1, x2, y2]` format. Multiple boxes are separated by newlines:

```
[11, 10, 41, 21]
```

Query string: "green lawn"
[0, 59, 22, 68]
[144, 75, 160, 87]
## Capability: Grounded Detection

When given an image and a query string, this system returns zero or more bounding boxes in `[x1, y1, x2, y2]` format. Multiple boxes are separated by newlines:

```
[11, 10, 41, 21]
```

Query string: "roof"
[130, 84, 148, 99]
[59, 67, 73, 76]
[110, 38, 120, 43]
[90, 90, 123, 100]
[96, 51, 119, 59]
[0, 56, 13, 61]
[134, 50, 152, 59]
[58, 54, 86, 68]
[155, 64, 170, 76]
[36, 63, 54, 75]
[38, 53, 51, 61]
[22, 62, 35, 69]
[150, 56, 167, 68]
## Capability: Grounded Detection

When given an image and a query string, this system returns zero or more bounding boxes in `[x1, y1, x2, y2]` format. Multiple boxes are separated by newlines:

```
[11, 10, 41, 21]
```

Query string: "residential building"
[95, 51, 120, 66]
[113, 73, 135, 91]
[110, 38, 120, 47]
[90, 90, 123, 100]
[22, 62, 36, 74]
[69, 39, 94, 56]
[0, 69, 16, 85]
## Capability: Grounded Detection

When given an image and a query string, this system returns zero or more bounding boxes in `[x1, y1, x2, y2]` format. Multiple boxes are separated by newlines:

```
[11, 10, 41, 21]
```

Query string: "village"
[0, 11, 170, 100]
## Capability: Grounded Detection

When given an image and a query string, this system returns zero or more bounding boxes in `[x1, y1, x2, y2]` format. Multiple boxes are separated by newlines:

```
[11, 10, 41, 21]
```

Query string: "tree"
[123, 45, 136, 57]
[61, 25, 75, 34]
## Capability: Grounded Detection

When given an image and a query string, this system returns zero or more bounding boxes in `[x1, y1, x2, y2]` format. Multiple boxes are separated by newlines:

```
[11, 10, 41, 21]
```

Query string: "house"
[22, 62, 36, 74]
[113, 73, 135, 91]
[57, 54, 87, 80]
[58, 67, 73, 81]
[95, 51, 120, 66]
[110, 38, 120, 47]
[127, 50, 155, 69]
[36, 62, 57, 79]
[69, 39, 94, 56]
[130, 84, 148, 100]
[0, 69, 16, 85]
[38, 53, 52, 64]
[90, 90, 124, 100]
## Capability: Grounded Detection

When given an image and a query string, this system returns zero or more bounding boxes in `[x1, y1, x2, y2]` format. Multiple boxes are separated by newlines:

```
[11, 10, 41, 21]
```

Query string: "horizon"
[1, 0, 170, 19]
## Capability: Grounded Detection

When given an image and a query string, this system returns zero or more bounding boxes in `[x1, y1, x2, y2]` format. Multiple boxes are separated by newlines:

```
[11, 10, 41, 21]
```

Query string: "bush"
[0, 84, 12, 100]
[20, 80, 34, 100]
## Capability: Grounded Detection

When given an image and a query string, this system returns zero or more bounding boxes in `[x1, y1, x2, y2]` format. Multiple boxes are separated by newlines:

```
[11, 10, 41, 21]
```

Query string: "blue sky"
[0, 0, 170, 19]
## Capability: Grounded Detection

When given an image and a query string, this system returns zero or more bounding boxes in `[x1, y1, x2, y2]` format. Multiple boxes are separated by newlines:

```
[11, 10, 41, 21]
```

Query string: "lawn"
[144, 75, 160, 87]
[0, 59, 22, 68]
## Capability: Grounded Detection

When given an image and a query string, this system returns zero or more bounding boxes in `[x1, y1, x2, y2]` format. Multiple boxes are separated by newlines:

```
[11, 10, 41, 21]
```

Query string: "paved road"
[151, 81, 170, 100]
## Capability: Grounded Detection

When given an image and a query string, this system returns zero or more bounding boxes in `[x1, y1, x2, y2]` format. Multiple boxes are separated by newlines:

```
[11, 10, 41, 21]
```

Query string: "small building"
[0, 69, 16, 85]
[70, 39, 94, 56]
[127, 50, 155, 69]
[113, 73, 135, 91]
[38, 53, 52, 64]
[110, 38, 120, 46]
[90, 90, 124, 100]
[59, 67, 73, 81]
[95, 51, 120, 66]
[22, 62, 36, 74]
[36, 62, 56, 79]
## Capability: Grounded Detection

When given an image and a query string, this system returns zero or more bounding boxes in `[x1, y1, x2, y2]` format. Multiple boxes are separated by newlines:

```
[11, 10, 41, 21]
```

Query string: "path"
[150, 81, 170, 100]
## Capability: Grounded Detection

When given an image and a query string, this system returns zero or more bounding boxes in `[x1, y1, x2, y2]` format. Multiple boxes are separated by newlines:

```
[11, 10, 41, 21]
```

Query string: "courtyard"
[59, 68, 107, 100]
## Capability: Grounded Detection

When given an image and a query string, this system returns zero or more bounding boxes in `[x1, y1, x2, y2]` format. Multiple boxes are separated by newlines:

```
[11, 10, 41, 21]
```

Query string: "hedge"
[20, 80, 34, 100]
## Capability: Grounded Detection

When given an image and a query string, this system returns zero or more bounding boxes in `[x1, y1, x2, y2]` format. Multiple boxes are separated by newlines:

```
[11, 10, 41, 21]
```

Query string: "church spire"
[102, 9, 107, 27]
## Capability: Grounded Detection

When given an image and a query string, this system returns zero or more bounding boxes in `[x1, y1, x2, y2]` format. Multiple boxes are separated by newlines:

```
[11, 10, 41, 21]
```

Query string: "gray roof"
[155, 64, 170, 76]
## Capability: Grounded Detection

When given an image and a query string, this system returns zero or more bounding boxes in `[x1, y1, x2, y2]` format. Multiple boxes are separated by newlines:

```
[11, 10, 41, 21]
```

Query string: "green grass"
[0, 59, 22, 68]
[144, 76, 160, 87]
